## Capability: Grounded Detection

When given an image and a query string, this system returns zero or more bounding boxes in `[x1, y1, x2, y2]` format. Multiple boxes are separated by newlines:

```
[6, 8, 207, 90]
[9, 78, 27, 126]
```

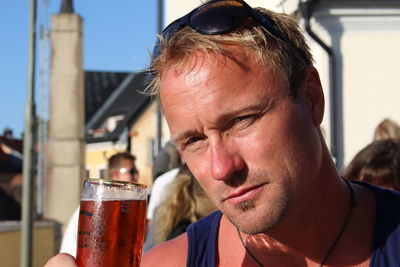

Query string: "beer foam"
[81, 181, 148, 201]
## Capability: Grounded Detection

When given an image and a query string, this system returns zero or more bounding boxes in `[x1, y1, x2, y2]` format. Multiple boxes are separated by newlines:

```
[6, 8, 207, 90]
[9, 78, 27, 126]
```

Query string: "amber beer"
[75, 179, 147, 267]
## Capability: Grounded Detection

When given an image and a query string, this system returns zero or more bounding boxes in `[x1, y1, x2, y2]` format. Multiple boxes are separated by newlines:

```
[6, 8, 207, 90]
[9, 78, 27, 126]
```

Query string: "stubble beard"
[236, 200, 255, 211]
[224, 196, 290, 235]
[213, 170, 291, 235]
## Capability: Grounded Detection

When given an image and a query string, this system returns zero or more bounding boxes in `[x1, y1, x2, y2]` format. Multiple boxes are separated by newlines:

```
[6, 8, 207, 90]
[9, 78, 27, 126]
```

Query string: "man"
[106, 151, 139, 183]
[46, 1, 400, 266]
[59, 151, 139, 257]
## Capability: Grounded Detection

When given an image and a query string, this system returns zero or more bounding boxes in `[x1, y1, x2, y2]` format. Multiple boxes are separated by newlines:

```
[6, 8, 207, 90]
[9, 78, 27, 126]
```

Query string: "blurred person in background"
[150, 164, 216, 248]
[152, 141, 181, 182]
[143, 141, 181, 252]
[147, 142, 181, 225]
[373, 118, 400, 141]
[343, 139, 400, 191]
[143, 167, 180, 252]
[0, 187, 21, 220]
[144, 142, 182, 252]
[107, 151, 139, 183]
[0, 142, 22, 220]
[59, 151, 139, 257]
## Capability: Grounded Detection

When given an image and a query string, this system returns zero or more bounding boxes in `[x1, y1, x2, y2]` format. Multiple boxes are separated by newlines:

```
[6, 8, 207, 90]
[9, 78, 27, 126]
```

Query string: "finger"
[44, 253, 77, 267]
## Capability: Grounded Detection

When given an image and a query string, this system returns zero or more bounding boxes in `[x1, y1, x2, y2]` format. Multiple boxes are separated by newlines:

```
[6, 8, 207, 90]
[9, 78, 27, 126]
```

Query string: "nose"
[209, 139, 244, 181]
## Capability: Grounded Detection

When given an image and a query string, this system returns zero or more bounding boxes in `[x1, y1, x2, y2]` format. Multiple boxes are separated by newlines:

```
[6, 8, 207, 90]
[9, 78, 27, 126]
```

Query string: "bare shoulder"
[141, 233, 188, 267]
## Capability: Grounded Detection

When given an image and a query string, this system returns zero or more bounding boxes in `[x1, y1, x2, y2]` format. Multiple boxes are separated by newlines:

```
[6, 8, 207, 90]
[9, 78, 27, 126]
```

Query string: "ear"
[300, 67, 325, 126]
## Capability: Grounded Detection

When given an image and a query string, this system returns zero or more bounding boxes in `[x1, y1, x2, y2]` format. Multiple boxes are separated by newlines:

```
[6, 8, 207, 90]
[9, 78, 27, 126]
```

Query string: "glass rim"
[83, 178, 147, 189]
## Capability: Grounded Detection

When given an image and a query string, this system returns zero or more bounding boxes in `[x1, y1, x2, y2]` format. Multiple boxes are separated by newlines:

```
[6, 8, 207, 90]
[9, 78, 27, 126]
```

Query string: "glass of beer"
[76, 178, 147, 267]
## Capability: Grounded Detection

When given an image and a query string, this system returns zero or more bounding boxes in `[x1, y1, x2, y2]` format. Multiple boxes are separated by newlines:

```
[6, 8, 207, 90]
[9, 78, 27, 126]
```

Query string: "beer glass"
[76, 178, 147, 267]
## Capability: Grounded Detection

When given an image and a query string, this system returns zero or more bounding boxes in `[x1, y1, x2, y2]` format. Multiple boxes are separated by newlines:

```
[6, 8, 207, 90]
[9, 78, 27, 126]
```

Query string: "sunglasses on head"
[152, 0, 299, 61]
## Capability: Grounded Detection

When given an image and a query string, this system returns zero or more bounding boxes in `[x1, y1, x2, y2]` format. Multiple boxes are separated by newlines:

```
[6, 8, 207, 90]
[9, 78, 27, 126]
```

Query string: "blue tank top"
[186, 182, 400, 267]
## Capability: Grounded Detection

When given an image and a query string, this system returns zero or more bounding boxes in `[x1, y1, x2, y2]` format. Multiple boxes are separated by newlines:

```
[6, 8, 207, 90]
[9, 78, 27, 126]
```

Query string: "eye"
[186, 136, 203, 145]
[180, 135, 207, 152]
[233, 115, 252, 123]
[231, 114, 256, 129]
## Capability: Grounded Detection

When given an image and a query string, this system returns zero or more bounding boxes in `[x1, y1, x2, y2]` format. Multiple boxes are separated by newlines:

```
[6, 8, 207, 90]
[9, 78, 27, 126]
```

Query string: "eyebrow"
[214, 99, 273, 128]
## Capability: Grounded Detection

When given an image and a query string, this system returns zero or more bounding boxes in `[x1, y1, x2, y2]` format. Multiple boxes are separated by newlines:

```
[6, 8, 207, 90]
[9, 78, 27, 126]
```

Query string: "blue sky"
[0, 0, 158, 138]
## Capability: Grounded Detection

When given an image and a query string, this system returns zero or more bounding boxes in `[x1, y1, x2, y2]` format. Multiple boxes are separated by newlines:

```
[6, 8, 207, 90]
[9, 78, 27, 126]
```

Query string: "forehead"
[159, 47, 284, 134]
[120, 158, 134, 166]
[159, 46, 276, 98]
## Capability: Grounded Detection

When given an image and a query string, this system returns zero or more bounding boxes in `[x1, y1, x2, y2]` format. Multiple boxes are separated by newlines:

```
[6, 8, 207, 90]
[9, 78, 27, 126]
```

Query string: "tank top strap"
[186, 210, 222, 267]
[361, 182, 400, 267]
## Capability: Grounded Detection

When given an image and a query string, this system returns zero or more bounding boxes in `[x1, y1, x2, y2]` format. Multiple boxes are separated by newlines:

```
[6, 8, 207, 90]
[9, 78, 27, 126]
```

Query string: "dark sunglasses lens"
[190, 1, 246, 34]
[129, 168, 138, 175]
[163, 19, 185, 40]
[152, 19, 184, 59]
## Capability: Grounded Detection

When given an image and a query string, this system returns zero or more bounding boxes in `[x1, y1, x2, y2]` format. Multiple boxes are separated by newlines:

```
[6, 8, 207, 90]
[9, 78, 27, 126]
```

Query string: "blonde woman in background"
[374, 118, 400, 141]
[152, 164, 216, 245]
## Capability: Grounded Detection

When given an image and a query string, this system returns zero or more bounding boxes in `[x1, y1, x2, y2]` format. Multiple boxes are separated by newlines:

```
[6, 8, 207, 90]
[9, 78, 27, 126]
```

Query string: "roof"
[84, 70, 152, 143]
[85, 71, 131, 123]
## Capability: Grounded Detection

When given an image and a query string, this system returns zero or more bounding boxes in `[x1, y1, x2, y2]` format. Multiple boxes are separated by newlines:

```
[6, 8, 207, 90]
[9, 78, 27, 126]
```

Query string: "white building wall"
[342, 12, 400, 166]
[312, 7, 400, 169]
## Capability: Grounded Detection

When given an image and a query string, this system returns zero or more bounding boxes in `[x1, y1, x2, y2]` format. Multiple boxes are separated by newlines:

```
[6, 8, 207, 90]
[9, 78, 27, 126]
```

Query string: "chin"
[224, 198, 289, 235]
[235, 215, 283, 235]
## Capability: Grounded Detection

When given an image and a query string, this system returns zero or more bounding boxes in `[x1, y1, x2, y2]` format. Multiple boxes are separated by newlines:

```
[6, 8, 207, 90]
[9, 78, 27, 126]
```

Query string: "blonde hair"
[148, 6, 313, 96]
[152, 165, 216, 244]
[374, 118, 400, 141]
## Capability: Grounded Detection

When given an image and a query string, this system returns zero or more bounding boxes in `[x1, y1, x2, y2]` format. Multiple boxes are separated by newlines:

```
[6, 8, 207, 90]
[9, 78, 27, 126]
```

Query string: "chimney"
[45, 0, 85, 230]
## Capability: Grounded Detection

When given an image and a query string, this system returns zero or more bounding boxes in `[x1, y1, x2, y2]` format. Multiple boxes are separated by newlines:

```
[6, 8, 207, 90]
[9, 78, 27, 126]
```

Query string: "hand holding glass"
[76, 178, 147, 267]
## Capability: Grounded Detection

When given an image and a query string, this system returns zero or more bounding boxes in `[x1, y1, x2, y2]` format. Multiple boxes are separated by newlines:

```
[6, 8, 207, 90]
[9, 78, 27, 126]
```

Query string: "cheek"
[233, 118, 283, 169]
[236, 135, 274, 169]
[278, 109, 322, 179]
[240, 105, 316, 176]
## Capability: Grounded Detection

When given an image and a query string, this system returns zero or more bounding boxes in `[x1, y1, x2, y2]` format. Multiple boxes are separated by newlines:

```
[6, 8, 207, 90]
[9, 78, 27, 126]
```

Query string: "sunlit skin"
[149, 46, 373, 266]
[160, 47, 326, 235]
[44, 46, 375, 267]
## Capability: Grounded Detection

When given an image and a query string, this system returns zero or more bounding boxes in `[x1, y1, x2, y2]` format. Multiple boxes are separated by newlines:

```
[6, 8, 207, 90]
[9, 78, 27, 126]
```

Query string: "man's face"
[160, 47, 324, 234]
[113, 159, 138, 183]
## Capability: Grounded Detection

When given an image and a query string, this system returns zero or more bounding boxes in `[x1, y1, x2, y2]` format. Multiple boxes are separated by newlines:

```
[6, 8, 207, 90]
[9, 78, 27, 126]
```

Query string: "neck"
[238, 170, 354, 265]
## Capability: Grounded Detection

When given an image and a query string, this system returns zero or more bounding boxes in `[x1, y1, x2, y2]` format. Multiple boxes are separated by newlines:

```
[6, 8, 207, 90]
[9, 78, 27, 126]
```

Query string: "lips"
[224, 183, 265, 206]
